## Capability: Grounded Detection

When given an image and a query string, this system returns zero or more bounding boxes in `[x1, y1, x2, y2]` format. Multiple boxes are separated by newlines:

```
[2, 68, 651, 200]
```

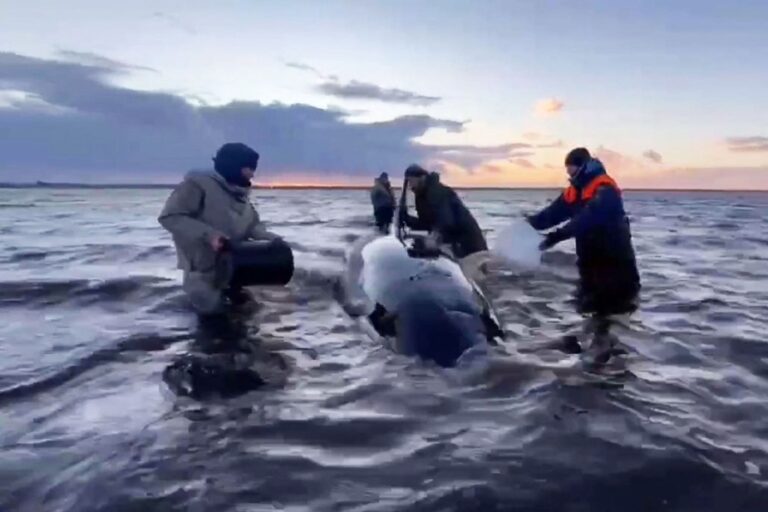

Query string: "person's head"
[564, 147, 591, 180]
[404, 164, 429, 192]
[213, 142, 260, 187]
[379, 172, 390, 185]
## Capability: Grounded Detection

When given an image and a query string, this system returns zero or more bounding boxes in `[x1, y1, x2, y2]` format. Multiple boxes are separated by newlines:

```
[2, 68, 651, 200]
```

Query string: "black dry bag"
[228, 239, 294, 287]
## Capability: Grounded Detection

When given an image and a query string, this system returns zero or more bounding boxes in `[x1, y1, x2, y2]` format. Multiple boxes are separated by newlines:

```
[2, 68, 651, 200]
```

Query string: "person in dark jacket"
[370, 172, 396, 233]
[401, 164, 487, 259]
[527, 148, 640, 356]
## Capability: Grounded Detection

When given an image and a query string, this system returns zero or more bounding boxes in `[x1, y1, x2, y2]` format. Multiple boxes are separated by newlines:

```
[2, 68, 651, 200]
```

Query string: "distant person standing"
[527, 147, 640, 358]
[158, 142, 281, 315]
[401, 164, 487, 259]
[370, 172, 396, 233]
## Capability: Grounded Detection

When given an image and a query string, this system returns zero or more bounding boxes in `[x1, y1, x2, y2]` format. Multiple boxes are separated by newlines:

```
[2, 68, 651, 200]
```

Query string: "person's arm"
[248, 209, 281, 241]
[527, 193, 573, 231]
[158, 180, 223, 244]
[403, 213, 427, 230]
[401, 202, 428, 230]
[541, 186, 618, 249]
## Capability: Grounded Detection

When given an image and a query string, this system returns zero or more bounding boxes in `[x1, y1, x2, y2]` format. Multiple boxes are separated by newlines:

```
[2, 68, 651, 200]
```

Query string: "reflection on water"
[1, 188, 768, 511]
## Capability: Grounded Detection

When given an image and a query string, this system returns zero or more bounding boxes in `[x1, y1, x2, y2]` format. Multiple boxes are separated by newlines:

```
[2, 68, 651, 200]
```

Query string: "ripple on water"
[2, 188, 768, 511]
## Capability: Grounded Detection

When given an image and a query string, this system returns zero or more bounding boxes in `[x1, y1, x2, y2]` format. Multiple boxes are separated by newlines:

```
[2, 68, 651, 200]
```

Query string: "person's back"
[370, 172, 395, 233]
[409, 170, 487, 258]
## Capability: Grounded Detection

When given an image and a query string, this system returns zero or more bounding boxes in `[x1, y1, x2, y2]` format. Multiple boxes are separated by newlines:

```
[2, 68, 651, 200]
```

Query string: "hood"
[571, 158, 606, 189]
[185, 170, 251, 201]
[418, 171, 440, 189]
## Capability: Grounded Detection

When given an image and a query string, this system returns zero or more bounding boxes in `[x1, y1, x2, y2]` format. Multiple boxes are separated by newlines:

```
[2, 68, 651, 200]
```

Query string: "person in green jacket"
[159, 143, 280, 315]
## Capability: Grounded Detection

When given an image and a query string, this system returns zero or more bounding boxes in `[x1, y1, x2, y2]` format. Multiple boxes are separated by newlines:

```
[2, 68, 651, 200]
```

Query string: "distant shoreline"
[0, 182, 765, 193]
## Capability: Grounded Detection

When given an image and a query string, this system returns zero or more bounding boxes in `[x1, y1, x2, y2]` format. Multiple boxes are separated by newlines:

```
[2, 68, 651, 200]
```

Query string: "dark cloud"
[643, 149, 663, 163]
[0, 52, 515, 182]
[726, 136, 768, 153]
[316, 80, 441, 106]
[285, 60, 440, 106]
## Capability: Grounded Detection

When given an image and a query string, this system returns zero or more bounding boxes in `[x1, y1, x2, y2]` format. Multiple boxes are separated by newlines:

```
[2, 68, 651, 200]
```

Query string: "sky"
[0, 0, 766, 189]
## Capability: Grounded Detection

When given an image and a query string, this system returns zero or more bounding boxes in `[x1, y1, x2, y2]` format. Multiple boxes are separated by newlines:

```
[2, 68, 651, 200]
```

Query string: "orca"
[340, 234, 504, 368]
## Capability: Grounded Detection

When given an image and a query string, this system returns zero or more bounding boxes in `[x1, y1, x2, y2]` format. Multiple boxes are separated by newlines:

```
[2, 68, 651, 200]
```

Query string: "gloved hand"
[524, 213, 536, 228]
[539, 230, 564, 251]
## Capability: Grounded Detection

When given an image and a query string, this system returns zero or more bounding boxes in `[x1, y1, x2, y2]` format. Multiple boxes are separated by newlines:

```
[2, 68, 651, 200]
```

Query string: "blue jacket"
[528, 159, 640, 311]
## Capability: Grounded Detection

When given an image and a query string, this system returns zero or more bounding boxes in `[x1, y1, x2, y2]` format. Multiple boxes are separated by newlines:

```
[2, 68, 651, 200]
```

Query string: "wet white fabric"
[359, 236, 473, 312]
[491, 219, 542, 269]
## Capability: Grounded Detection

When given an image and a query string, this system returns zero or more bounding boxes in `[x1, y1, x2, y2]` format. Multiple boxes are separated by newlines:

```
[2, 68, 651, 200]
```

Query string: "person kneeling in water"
[159, 143, 281, 315]
[527, 147, 640, 360]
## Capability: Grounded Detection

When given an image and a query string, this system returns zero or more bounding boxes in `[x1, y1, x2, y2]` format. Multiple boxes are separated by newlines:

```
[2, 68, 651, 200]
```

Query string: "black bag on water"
[227, 239, 294, 287]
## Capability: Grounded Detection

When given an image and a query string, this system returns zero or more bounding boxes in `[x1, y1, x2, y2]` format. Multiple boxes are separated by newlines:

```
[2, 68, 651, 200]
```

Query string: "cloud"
[593, 146, 652, 177]
[509, 158, 535, 169]
[316, 80, 441, 106]
[0, 51, 517, 182]
[643, 149, 663, 163]
[283, 60, 325, 78]
[285, 60, 440, 106]
[626, 166, 768, 190]
[522, 132, 542, 141]
[422, 143, 532, 169]
[534, 98, 564, 116]
[480, 164, 506, 174]
[537, 139, 564, 149]
[56, 50, 156, 74]
[152, 12, 198, 35]
[726, 136, 768, 153]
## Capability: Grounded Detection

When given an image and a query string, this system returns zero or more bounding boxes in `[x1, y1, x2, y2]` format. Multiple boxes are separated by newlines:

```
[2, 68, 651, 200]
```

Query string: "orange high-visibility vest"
[563, 175, 620, 204]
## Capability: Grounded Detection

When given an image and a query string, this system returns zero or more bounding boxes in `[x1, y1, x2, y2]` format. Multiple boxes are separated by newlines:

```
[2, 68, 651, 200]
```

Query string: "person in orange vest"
[527, 147, 640, 359]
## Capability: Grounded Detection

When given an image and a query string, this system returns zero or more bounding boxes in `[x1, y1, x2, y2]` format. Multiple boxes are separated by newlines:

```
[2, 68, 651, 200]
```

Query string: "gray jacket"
[158, 171, 271, 276]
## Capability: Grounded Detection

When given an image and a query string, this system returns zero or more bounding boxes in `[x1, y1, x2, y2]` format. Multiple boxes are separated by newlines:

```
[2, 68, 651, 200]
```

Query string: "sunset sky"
[1, 0, 766, 189]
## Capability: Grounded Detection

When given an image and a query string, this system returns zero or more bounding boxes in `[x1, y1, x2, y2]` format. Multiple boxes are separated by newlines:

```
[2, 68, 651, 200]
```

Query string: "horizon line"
[0, 181, 766, 193]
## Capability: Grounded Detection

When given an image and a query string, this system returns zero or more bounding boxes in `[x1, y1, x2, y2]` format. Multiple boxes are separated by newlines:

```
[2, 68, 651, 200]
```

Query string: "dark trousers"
[374, 206, 394, 233]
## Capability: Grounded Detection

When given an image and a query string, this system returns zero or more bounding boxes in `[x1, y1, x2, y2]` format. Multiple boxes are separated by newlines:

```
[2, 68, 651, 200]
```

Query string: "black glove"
[539, 230, 565, 251]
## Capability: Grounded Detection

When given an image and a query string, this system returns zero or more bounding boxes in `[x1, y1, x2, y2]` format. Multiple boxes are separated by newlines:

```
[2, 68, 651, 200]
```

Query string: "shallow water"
[1, 187, 767, 511]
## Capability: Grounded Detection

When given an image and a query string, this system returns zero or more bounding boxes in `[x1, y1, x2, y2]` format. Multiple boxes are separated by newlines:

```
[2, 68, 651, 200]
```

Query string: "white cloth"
[491, 219, 542, 269]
